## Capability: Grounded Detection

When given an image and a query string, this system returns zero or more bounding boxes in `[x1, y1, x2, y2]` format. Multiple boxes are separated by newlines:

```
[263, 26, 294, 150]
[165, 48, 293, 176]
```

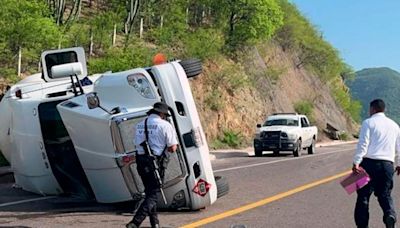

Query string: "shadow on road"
[0, 173, 202, 221]
[211, 152, 250, 159]
[249, 152, 296, 158]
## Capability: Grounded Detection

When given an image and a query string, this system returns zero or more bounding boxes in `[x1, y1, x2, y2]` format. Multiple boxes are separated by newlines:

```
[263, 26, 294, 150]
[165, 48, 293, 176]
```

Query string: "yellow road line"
[181, 170, 351, 228]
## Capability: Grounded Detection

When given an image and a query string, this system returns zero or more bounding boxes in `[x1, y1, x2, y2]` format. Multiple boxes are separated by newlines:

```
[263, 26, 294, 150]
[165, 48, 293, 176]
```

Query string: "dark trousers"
[355, 158, 396, 228]
[132, 155, 161, 227]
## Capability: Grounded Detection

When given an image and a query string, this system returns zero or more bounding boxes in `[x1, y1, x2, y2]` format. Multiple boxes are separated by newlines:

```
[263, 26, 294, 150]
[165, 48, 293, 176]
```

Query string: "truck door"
[300, 117, 311, 146]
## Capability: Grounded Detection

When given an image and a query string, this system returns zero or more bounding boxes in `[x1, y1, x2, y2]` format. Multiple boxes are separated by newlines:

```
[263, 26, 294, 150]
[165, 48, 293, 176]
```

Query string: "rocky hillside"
[347, 67, 400, 123]
[191, 43, 358, 147]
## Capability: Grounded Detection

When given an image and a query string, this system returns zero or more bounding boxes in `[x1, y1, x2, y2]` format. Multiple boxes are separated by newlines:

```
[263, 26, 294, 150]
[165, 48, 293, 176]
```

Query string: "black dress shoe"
[384, 215, 396, 228]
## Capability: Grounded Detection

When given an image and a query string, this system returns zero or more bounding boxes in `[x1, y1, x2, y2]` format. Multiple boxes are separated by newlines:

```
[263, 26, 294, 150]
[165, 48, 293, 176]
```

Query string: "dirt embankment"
[190, 43, 358, 146]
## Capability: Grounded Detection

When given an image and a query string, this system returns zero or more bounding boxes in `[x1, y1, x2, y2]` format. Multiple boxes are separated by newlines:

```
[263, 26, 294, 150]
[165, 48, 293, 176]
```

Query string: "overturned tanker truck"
[0, 47, 229, 210]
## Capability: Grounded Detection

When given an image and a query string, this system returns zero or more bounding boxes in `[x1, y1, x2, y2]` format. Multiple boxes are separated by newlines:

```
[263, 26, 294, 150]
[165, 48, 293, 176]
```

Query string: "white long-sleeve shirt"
[353, 112, 400, 165]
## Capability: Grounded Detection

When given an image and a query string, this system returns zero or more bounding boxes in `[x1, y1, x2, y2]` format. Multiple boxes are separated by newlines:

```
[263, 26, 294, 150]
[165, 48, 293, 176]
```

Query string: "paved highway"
[1, 142, 400, 227]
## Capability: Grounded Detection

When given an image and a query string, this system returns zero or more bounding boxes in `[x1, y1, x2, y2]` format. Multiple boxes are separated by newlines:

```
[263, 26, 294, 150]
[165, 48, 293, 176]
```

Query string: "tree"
[89, 12, 120, 51]
[124, 0, 140, 37]
[340, 64, 356, 81]
[144, 0, 188, 45]
[0, 0, 60, 80]
[47, 0, 82, 26]
[210, 0, 284, 49]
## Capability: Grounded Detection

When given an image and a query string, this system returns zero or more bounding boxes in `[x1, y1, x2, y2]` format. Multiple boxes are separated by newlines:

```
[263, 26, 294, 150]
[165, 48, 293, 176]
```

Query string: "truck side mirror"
[41, 47, 87, 82]
[51, 62, 83, 79]
[86, 92, 121, 115]
[256, 124, 262, 128]
[87, 92, 100, 109]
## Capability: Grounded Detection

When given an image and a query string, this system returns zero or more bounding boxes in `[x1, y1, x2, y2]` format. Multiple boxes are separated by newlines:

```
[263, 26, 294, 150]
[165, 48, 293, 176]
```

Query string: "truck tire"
[273, 150, 280, 156]
[255, 148, 263, 157]
[293, 140, 302, 157]
[215, 176, 229, 198]
[308, 138, 315, 154]
[179, 59, 202, 78]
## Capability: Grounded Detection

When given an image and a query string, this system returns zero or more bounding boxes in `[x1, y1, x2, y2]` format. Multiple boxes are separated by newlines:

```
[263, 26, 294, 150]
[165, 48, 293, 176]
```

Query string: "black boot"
[126, 220, 139, 228]
[384, 215, 396, 228]
[150, 217, 160, 228]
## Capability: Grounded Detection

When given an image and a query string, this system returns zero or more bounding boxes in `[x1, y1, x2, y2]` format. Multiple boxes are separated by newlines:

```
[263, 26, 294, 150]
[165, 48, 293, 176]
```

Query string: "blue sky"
[290, 0, 400, 72]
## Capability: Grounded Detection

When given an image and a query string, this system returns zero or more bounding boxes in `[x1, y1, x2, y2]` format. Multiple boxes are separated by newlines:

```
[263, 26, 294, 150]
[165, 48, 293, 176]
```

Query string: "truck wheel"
[255, 148, 263, 157]
[308, 138, 315, 154]
[215, 176, 229, 198]
[273, 150, 280, 156]
[293, 140, 302, 157]
[179, 59, 202, 78]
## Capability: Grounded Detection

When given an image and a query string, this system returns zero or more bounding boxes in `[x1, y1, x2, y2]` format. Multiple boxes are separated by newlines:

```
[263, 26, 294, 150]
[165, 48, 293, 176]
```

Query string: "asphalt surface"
[1, 142, 399, 227]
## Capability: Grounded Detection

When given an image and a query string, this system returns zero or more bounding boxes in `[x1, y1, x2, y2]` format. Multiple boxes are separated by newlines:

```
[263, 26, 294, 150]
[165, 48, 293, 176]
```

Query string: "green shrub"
[330, 78, 361, 123]
[210, 61, 250, 95]
[0, 68, 18, 83]
[183, 28, 224, 60]
[294, 100, 315, 123]
[210, 139, 226, 149]
[217, 129, 244, 148]
[338, 132, 350, 141]
[294, 100, 313, 116]
[205, 90, 224, 111]
[88, 41, 154, 74]
[144, 1, 187, 47]
[265, 65, 287, 82]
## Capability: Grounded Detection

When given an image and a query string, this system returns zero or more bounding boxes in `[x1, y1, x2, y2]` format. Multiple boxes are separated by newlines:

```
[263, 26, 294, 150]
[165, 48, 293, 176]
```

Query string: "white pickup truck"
[254, 113, 318, 157]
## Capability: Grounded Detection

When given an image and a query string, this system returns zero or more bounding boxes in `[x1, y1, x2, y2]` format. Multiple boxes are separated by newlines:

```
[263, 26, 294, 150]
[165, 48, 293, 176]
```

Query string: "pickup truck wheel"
[179, 59, 202, 78]
[255, 148, 263, 157]
[273, 150, 280, 156]
[308, 138, 315, 154]
[215, 176, 229, 198]
[293, 140, 302, 157]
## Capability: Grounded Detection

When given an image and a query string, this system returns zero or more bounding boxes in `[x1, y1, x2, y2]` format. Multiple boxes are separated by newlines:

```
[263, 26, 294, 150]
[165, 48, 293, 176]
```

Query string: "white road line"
[214, 148, 354, 173]
[0, 196, 57, 208]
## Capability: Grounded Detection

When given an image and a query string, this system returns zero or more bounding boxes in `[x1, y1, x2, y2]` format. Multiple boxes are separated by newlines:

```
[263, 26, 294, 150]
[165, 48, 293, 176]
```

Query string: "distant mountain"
[346, 67, 400, 123]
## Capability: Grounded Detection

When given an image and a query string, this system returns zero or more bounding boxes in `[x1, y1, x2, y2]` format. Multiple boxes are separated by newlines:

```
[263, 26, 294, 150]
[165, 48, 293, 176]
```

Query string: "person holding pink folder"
[353, 99, 400, 228]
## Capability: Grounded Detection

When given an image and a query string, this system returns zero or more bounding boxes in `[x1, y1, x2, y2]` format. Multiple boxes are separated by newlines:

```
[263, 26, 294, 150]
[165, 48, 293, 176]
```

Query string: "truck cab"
[254, 113, 318, 157]
[0, 47, 224, 210]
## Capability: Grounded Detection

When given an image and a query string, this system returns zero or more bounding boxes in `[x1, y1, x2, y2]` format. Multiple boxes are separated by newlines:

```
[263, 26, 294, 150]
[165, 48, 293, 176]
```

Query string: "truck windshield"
[264, 119, 298, 126]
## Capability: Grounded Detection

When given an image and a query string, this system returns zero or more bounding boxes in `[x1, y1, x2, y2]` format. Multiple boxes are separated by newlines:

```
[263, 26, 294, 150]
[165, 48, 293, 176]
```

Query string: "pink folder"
[340, 170, 370, 195]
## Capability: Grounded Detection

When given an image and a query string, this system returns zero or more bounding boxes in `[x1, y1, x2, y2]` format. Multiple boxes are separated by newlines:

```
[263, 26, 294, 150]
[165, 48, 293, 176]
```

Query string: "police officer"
[126, 102, 178, 228]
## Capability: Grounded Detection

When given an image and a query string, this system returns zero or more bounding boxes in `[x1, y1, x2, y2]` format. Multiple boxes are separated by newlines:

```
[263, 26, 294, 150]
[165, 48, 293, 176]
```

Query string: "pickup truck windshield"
[264, 119, 299, 126]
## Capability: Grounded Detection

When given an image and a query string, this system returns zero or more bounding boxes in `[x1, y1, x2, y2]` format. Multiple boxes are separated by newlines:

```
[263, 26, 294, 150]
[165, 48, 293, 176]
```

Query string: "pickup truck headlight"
[287, 133, 297, 140]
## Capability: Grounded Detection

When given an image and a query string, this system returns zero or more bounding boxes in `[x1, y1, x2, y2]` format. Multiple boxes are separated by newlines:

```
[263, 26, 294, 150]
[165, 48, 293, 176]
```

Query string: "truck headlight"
[287, 133, 297, 140]
[127, 74, 156, 99]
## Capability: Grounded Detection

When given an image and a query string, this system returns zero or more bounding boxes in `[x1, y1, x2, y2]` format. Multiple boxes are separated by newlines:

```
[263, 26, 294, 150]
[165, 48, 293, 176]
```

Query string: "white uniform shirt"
[353, 112, 400, 165]
[135, 114, 178, 156]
